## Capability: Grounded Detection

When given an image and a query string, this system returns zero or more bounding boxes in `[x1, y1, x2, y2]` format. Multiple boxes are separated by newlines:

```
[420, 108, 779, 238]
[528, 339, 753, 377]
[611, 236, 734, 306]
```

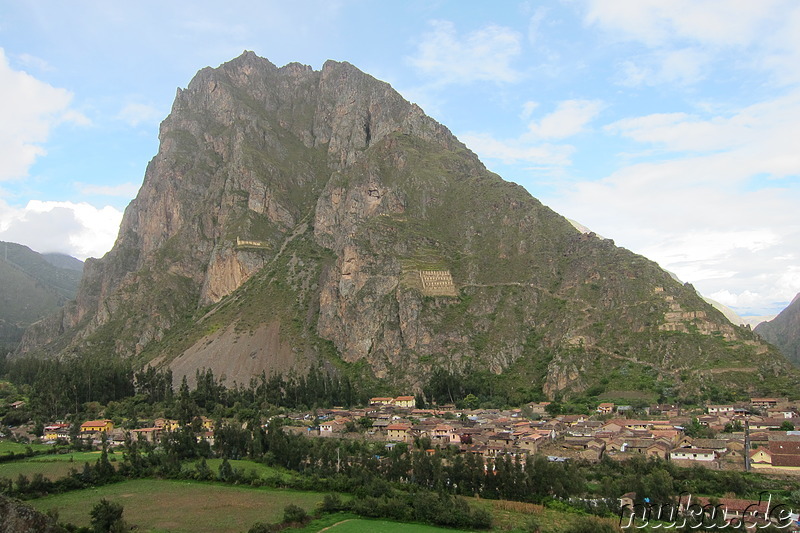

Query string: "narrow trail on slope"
[317, 518, 354, 532]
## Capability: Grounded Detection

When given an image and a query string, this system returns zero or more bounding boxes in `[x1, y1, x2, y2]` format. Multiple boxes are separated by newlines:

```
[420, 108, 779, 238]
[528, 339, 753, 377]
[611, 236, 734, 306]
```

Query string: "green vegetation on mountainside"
[0, 242, 82, 351]
[20, 53, 798, 406]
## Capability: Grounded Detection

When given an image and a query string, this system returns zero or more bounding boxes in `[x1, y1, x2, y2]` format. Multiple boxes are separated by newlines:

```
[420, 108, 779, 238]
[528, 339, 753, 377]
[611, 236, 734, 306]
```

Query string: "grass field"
[191, 458, 298, 482]
[31, 479, 326, 533]
[0, 441, 52, 454]
[26, 450, 105, 463]
[318, 518, 472, 532]
[0, 451, 105, 481]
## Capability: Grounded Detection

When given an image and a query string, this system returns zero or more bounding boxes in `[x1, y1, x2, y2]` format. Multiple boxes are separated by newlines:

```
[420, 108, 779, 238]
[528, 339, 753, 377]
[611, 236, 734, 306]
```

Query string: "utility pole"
[744, 419, 751, 472]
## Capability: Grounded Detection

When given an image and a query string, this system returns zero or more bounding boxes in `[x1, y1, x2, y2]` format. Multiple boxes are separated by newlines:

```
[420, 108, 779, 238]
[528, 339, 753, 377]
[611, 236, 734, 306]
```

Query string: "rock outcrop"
[19, 52, 794, 398]
[0, 494, 65, 533]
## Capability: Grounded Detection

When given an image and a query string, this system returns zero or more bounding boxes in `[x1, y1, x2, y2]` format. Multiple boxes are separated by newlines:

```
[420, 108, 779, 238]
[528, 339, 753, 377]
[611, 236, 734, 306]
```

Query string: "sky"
[0, 1, 798, 318]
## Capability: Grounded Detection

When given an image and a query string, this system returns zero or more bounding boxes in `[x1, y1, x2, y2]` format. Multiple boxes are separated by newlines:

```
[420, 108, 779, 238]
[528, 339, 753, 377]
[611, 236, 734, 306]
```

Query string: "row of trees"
[3, 354, 373, 422]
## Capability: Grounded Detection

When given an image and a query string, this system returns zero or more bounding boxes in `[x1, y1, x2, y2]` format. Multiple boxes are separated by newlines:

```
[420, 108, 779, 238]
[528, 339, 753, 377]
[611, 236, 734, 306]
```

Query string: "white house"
[670, 448, 716, 462]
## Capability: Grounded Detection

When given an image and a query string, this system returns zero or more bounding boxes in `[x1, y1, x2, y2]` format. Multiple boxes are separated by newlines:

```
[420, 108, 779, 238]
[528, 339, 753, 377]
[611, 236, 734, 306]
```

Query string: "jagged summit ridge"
[19, 52, 794, 400]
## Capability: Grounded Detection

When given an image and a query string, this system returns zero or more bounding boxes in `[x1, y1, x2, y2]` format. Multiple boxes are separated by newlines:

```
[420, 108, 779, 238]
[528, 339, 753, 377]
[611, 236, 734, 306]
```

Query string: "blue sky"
[0, 1, 798, 318]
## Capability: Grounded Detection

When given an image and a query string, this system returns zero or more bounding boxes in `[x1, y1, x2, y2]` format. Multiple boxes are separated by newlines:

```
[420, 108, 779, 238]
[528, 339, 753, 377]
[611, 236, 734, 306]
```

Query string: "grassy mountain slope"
[0, 242, 82, 351]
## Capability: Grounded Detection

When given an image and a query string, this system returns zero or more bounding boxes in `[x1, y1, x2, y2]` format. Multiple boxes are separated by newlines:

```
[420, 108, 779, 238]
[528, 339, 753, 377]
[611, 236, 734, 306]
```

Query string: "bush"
[568, 515, 616, 533]
[523, 516, 541, 532]
[471, 507, 493, 529]
[282, 503, 308, 524]
[320, 493, 346, 513]
[247, 522, 278, 533]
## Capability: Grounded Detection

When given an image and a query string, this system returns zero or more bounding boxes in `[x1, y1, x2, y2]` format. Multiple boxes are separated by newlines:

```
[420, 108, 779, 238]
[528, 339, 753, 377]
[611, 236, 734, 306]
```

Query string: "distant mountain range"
[0, 241, 83, 351]
[755, 293, 800, 364]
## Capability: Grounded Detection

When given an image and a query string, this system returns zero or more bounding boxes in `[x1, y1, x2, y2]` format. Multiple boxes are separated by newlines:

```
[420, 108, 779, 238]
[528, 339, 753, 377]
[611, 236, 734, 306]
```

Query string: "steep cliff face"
[20, 52, 795, 398]
[756, 294, 800, 364]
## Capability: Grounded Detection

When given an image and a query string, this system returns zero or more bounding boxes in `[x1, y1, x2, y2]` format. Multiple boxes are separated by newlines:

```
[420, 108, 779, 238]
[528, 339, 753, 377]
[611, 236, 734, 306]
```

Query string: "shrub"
[282, 503, 308, 524]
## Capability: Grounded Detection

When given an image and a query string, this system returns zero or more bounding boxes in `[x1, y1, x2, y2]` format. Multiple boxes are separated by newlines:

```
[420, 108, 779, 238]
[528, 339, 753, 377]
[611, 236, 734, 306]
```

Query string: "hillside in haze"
[18, 52, 797, 403]
[755, 294, 800, 364]
[0, 241, 83, 351]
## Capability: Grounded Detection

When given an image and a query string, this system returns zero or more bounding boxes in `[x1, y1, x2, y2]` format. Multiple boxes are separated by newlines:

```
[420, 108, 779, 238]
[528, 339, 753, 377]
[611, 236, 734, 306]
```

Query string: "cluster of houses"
[296, 396, 800, 472]
[31, 395, 800, 474]
[41, 417, 215, 447]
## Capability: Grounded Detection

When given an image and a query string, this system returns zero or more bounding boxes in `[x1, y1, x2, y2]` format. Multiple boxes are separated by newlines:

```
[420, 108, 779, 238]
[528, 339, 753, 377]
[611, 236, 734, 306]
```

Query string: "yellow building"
[43, 423, 70, 440]
[80, 419, 114, 433]
[394, 396, 415, 408]
[370, 397, 394, 406]
[154, 418, 180, 431]
[199, 416, 214, 430]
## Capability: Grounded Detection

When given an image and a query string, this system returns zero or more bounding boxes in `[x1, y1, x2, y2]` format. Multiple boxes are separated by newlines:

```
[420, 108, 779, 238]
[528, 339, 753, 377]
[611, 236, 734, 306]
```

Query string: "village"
[21, 395, 800, 475]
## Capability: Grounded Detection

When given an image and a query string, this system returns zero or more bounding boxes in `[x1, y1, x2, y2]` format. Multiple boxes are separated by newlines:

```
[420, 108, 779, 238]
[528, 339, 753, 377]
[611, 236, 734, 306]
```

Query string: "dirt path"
[317, 519, 354, 532]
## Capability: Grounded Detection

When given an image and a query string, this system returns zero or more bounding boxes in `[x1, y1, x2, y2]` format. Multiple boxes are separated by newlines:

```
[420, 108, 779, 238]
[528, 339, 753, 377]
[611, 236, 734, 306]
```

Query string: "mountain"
[0, 242, 83, 351]
[18, 52, 796, 402]
[699, 296, 746, 328]
[42, 252, 85, 272]
[755, 294, 800, 364]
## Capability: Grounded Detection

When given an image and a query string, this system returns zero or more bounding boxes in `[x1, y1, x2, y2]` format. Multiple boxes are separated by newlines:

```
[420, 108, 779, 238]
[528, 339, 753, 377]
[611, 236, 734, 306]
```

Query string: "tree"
[684, 417, 715, 438]
[463, 394, 480, 410]
[723, 420, 744, 433]
[545, 401, 563, 416]
[218, 457, 234, 482]
[90, 498, 127, 532]
[283, 504, 308, 524]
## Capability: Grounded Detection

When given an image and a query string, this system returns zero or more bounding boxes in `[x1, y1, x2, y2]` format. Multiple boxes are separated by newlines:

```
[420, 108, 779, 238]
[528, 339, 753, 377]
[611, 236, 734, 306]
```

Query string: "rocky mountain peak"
[18, 52, 795, 401]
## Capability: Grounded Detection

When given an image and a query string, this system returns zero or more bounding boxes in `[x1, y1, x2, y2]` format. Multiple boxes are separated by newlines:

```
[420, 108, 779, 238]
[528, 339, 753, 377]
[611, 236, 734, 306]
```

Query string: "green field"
[26, 451, 105, 463]
[0, 440, 52, 454]
[0, 451, 104, 481]
[192, 458, 298, 482]
[31, 479, 326, 532]
[319, 519, 472, 532]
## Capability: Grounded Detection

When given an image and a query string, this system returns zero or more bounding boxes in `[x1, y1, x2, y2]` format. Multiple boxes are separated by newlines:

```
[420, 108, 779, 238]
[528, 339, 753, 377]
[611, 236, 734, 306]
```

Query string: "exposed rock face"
[19, 52, 794, 398]
[0, 494, 65, 533]
[756, 293, 800, 364]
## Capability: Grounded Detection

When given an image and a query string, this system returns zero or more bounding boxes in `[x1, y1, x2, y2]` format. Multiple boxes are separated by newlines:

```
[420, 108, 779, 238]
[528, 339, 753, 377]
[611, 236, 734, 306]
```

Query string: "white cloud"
[0, 199, 122, 260]
[526, 6, 549, 45]
[76, 182, 140, 197]
[16, 53, 53, 72]
[459, 99, 603, 168]
[520, 101, 539, 120]
[582, 0, 785, 48]
[605, 90, 800, 176]
[0, 48, 88, 181]
[117, 102, 163, 127]
[582, 0, 800, 86]
[407, 20, 523, 85]
[526, 99, 604, 140]
[459, 132, 575, 167]
[619, 48, 710, 87]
